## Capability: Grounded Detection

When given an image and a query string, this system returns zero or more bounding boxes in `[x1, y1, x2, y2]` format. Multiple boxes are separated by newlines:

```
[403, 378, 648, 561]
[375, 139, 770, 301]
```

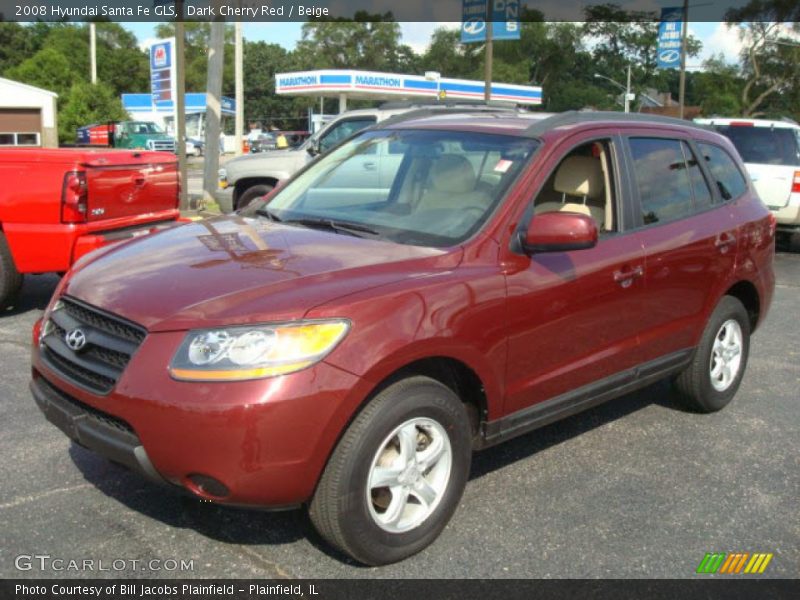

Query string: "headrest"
[554, 156, 604, 199]
[430, 155, 476, 193]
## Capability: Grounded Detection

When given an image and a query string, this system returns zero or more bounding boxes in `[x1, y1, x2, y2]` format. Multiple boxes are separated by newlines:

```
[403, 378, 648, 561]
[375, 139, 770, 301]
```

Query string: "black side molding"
[481, 349, 694, 448]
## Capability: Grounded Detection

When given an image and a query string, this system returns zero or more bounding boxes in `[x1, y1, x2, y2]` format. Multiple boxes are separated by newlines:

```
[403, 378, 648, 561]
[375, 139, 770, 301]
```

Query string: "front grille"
[36, 374, 135, 435]
[40, 297, 147, 395]
[150, 140, 175, 152]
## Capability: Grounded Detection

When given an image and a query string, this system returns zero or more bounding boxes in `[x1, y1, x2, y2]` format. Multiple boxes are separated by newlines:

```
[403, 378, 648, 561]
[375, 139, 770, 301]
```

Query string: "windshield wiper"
[255, 207, 283, 222]
[283, 217, 380, 238]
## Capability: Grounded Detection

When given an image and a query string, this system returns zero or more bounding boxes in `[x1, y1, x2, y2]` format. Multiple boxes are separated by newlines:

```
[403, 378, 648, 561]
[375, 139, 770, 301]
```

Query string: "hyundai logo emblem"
[463, 18, 486, 36]
[659, 49, 681, 64]
[65, 329, 87, 352]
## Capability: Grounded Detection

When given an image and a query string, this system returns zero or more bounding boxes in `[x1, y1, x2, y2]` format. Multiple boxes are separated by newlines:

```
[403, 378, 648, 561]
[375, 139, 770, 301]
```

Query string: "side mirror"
[520, 211, 598, 255]
[307, 139, 321, 156]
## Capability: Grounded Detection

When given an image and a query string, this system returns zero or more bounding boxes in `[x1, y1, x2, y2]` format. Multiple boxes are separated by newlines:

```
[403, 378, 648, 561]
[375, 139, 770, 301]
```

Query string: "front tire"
[309, 376, 472, 566]
[0, 232, 23, 311]
[236, 184, 273, 210]
[673, 296, 751, 413]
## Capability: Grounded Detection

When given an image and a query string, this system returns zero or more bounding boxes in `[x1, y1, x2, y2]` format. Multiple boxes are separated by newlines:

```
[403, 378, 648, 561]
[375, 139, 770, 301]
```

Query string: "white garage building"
[0, 77, 58, 148]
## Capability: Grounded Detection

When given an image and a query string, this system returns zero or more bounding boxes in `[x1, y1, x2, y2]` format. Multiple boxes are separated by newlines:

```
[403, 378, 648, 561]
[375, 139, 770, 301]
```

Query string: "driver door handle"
[363, 162, 377, 171]
[613, 265, 644, 286]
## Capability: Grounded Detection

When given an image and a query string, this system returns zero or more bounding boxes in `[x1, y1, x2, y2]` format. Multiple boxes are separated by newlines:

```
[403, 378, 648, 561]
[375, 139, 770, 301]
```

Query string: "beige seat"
[535, 155, 605, 227]
[415, 155, 491, 213]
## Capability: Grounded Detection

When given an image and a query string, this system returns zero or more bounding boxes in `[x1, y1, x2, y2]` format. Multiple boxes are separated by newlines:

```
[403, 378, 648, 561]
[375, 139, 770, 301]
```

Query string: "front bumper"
[30, 375, 167, 486]
[31, 327, 371, 507]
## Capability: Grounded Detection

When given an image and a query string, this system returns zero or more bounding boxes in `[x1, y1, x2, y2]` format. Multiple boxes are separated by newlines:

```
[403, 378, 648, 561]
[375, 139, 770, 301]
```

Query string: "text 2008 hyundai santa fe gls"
[31, 111, 775, 565]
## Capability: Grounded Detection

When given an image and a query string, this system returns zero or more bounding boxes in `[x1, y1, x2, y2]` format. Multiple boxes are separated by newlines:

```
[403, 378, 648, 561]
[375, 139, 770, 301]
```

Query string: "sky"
[123, 21, 747, 70]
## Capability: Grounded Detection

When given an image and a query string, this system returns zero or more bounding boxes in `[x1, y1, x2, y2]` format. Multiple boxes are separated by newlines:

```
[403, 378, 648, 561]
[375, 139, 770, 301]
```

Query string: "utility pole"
[175, 1, 188, 210]
[678, 0, 689, 119]
[90, 23, 97, 84]
[624, 64, 631, 113]
[202, 17, 225, 210]
[484, 0, 493, 102]
[234, 20, 244, 157]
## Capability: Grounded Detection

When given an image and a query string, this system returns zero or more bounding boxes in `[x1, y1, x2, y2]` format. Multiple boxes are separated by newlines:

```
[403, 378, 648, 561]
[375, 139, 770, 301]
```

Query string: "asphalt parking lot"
[1, 251, 798, 579]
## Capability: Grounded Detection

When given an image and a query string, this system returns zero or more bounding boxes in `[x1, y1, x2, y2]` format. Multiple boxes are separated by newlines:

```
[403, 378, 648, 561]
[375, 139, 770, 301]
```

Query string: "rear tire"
[309, 376, 472, 566]
[236, 184, 273, 210]
[673, 296, 750, 413]
[0, 232, 23, 312]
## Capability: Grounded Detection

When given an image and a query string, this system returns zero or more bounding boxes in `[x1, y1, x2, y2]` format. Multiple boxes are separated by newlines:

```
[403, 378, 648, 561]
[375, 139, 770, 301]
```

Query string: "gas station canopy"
[275, 69, 542, 112]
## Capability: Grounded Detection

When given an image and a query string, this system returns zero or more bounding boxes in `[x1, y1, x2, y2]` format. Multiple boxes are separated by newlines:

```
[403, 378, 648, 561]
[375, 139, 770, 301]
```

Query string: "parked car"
[77, 121, 176, 153]
[217, 101, 525, 212]
[30, 111, 775, 566]
[185, 137, 204, 157]
[0, 148, 182, 310]
[248, 132, 277, 153]
[696, 117, 800, 250]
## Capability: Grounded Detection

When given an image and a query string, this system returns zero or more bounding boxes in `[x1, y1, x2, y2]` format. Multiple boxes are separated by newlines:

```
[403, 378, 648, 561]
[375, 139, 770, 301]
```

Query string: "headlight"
[169, 320, 350, 381]
[218, 168, 228, 189]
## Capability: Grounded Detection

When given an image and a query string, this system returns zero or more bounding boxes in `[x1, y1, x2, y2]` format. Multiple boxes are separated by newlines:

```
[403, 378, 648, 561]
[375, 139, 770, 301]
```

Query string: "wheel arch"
[724, 279, 761, 332]
[233, 177, 279, 208]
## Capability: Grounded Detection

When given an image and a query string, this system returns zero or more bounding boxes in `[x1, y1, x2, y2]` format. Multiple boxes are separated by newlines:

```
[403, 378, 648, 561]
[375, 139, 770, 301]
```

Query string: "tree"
[242, 41, 302, 129]
[58, 81, 129, 143]
[4, 46, 78, 97]
[293, 12, 416, 72]
[155, 22, 235, 93]
[417, 28, 479, 79]
[729, 21, 800, 117]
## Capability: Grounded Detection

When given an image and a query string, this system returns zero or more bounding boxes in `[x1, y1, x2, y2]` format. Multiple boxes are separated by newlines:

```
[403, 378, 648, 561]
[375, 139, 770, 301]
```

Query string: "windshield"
[713, 125, 800, 166]
[246, 129, 537, 247]
[127, 122, 165, 135]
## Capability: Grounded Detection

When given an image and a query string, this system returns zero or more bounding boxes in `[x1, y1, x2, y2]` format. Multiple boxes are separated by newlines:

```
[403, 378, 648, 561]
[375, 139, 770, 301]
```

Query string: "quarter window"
[697, 143, 748, 201]
[629, 138, 695, 225]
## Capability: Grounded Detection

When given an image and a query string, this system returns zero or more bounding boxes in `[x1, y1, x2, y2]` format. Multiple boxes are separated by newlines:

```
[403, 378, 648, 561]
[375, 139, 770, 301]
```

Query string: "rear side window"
[682, 141, 713, 208]
[629, 138, 695, 225]
[713, 125, 800, 166]
[697, 143, 748, 201]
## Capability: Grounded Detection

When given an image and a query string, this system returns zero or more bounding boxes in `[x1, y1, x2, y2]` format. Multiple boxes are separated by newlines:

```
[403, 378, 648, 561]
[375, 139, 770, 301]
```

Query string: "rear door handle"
[363, 162, 377, 171]
[613, 265, 644, 286]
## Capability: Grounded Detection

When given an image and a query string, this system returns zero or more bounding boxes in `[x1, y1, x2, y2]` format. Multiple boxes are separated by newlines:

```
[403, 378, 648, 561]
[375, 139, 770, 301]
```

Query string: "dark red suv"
[30, 111, 775, 565]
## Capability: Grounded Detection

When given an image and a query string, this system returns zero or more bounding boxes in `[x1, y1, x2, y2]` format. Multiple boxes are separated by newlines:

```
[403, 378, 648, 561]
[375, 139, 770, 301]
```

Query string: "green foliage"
[58, 81, 129, 144]
[5, 47, 77, 97]
[154, 22, 235, 93]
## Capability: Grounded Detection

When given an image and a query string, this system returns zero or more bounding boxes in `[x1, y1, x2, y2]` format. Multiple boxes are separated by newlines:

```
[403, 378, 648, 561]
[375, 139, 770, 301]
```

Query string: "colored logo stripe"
[696, 552, 773, 574]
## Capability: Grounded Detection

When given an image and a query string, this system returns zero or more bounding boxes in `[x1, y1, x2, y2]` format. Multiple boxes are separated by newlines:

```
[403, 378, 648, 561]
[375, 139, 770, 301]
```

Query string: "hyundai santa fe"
[30, 110, 775, 565]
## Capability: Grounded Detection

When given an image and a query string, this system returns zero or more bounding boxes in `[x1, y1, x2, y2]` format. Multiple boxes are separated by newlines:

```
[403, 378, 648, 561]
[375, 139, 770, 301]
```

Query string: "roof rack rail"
[524, 110, 709, 137]
[375, 105, 523, 129]
[378, 99, 525, 110]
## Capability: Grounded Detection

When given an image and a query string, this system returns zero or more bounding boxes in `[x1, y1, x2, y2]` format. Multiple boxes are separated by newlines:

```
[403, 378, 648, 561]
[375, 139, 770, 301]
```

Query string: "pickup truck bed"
[0, 148, 182, 309]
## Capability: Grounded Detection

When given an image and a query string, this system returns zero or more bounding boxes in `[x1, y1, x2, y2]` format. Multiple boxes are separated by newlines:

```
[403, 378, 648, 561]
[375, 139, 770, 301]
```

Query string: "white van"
[696, 117, 800, 250]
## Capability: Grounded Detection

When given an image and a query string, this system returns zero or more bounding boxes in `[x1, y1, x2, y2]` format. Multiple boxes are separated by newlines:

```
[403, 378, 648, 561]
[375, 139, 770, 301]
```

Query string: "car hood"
[64, 215, 457, 332]
[226, 149, 307, 177]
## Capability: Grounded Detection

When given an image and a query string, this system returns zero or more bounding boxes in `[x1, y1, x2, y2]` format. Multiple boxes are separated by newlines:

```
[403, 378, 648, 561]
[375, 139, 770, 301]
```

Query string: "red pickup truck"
[0, 148, 181, 310]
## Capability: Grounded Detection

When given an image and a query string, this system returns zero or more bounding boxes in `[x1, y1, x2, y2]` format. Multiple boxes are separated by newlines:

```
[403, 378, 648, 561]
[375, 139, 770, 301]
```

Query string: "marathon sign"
[656, 6, 684, 69]
[149, 37, 176, 104]
[274, 69, 542, 105]
[354, 75, 402, 89]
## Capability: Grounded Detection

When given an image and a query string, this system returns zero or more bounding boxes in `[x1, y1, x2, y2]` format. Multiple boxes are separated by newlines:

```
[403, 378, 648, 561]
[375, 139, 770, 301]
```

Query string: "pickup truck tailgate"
[85, 152, 178, 222]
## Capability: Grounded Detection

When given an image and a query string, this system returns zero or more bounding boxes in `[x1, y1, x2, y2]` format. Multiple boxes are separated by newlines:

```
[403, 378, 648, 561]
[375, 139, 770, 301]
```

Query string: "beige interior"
[534, 146, 614, 231]
[416, 154, 491, 212]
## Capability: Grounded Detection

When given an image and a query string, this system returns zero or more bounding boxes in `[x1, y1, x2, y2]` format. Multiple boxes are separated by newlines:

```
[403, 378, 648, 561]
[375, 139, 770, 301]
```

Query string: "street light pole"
[484, 0, 493, 102]
[678, 0, 689, 119]
[235, 20, 243, 157]
[89, 23, 97, 84]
